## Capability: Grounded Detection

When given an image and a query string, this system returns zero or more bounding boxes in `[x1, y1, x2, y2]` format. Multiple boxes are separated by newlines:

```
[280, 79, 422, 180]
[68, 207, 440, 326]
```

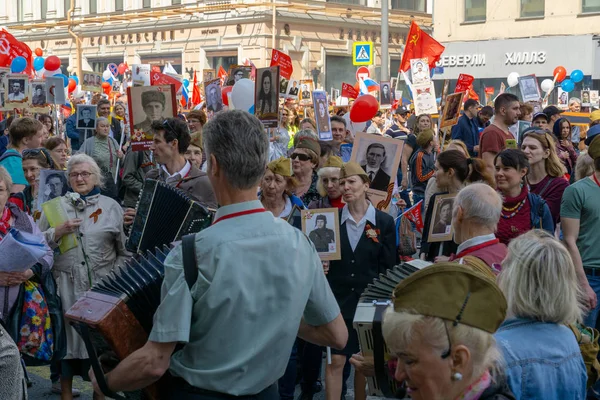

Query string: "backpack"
[0, 149, 21, 163]
[567, 323, 600, 389]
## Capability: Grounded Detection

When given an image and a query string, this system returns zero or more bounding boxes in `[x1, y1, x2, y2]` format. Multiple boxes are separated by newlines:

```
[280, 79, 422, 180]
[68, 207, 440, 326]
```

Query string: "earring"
[451, 372, 463, 381]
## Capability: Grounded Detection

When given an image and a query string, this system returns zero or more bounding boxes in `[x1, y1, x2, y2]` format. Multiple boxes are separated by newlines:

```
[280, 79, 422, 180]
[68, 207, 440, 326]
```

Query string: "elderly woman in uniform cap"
[325, 161, 397, 400]
[382, 263, 514, 400]
[291, 138, 321, 205]
[185, 130, 205, 170]
[309, 156, 344, 210]
[133, 90, 166, 132]
[259, 157, 304, 218]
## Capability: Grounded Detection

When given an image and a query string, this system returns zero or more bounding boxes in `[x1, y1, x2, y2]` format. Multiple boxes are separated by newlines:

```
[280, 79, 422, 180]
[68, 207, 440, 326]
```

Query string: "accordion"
[353, 259, 431, 397]
[126, 179, 214, 254]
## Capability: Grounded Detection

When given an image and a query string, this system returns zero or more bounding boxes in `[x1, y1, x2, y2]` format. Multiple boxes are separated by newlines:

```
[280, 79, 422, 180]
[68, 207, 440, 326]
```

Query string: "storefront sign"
[437, 54, 485, 68]
[505, 51, 546, 65]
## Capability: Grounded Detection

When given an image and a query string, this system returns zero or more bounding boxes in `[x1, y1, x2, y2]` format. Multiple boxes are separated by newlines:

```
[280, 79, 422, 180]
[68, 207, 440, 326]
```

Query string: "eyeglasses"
[68, 172, 92, 179]
[290, 153, 311, 162]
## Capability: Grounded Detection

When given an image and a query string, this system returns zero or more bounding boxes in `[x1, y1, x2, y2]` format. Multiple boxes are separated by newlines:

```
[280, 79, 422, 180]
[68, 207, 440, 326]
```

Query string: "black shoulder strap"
[536, 177, 555, 199]
[181, 234, 198, 290]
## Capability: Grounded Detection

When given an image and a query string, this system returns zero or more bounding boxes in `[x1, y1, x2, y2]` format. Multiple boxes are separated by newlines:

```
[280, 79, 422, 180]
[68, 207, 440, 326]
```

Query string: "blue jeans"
[584, 274, 600, 328]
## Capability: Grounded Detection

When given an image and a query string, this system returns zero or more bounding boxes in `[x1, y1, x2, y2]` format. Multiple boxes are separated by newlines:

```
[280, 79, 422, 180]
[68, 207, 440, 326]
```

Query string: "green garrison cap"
[340, 161, 368, 180]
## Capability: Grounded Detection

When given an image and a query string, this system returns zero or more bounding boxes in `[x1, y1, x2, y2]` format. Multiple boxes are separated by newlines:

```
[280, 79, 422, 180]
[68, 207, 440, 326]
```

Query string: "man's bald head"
[453, 183, 502, 231]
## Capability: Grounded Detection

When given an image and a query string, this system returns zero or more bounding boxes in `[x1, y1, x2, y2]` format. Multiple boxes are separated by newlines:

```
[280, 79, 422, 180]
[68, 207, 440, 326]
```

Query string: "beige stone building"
[0, 0, 432, 92]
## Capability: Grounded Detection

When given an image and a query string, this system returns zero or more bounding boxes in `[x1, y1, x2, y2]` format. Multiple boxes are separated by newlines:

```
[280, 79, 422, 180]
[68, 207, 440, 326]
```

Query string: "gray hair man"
[449, 183, 508, 271]
[91, 110, 347, 399]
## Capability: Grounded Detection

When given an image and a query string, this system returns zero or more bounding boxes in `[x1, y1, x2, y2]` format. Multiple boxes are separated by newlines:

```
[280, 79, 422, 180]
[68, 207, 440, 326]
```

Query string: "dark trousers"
[278, 342, 297, 400]
[170, 379, 278, 400]
[50, 358, 61, 383]
[297, 340, 323, 394]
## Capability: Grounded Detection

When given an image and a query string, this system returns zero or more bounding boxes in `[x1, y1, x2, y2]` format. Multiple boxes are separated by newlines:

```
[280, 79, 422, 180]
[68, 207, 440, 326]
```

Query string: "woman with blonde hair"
[575, 152, 594, 181]
[259, 157, 303, 218]
[520, 128, 569, 225]
[495, 229, 587, 398]
[309, 156, 344, 210]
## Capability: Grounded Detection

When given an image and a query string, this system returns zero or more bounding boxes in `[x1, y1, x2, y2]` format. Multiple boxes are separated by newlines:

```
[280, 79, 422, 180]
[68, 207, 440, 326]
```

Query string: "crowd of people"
[0, 82, 599, 400]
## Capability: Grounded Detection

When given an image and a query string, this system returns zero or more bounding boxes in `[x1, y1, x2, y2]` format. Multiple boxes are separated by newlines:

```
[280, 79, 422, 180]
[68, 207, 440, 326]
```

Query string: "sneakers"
[51, 381, 81, 397]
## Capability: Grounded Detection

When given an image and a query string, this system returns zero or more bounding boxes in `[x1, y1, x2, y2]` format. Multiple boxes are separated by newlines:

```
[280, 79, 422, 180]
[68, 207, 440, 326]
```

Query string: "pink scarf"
[454, 370, 491, 400]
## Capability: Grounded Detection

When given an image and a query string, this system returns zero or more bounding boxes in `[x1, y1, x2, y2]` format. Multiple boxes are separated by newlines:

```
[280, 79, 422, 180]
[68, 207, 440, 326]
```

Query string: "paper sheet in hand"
[41, 197, 78, 254]
[0, 229, 47, 272]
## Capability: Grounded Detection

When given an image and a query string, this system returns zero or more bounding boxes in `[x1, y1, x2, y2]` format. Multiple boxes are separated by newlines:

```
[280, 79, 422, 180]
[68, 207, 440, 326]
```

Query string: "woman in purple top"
[521, 128, 569, 226]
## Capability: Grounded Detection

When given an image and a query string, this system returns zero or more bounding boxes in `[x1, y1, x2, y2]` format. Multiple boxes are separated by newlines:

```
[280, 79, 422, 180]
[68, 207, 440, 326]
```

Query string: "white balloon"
[231, 78, 255, 112]
[36, 68, 46, 78]
[66, 66, 74, 73]
[44, 68, 60, 77]
[507, 72, 520, 88]
[342, 111, 366, 135]
[102, 70, 112, 81]
[540, 79, 554, 93]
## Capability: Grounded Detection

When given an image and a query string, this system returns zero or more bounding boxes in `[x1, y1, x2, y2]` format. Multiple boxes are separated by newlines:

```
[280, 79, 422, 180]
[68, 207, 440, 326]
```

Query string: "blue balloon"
[56, 74, 69, 87]
[571, 69, 584, 83]
[183, 79, 190, 87]
[561, 79, 575, 93]
[249, 105, 255, 114]
[10, 56, 27, 73]
[70, 75, 79, 85]
[33, 56, 45, 71]
[107, 77, 113, 85]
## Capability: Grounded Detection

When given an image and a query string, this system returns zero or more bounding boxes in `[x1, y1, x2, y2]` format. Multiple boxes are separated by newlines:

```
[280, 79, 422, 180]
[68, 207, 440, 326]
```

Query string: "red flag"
[192, 71, 201, 106]
[466, 85, 479, 102]
[180, 94, 187, 109]
[150, 71, 182, 93]
[341, 82, 359, 99]
[402, 200, 424, 233]
[454, 74, 474, 93]
[151, 65, 161, 73]
[399, 22, 445, 73]
[218, 66, 228, 85]
[484, 87, 495, 95]
[270, 50, 293, 80]
[0, 29, 33, 75]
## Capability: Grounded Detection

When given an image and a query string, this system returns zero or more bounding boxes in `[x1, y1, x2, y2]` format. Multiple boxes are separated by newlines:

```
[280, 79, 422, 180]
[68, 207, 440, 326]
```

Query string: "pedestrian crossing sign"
[353, 42, 373, 66]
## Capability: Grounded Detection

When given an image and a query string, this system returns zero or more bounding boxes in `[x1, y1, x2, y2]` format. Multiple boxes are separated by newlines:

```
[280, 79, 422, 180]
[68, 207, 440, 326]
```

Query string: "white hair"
[0, 166, 13, 192]
[316, 167, 341, 197]
[498, 230, 585, 324]
[453, 183, 502, 231]
[67, 153, 105, 189]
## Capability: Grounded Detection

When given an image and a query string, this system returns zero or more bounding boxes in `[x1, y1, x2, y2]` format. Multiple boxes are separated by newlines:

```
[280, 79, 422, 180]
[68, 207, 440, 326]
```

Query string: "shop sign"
[437, 54, 486, 68]
[504, 51, 546, 65]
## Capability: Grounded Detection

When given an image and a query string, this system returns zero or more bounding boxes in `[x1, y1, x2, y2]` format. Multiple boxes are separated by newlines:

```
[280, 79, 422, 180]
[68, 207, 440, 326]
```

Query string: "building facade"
[432, 0, 600, 101]
[0, 0, 432, 93]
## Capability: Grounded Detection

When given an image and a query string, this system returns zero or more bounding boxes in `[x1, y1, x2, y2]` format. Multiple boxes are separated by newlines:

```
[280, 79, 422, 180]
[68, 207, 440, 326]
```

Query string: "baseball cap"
[395, 105, 410, 115]
[531, 112, 549, 122]
[585, 124, 600, 146]
[542, 106, 563, 118]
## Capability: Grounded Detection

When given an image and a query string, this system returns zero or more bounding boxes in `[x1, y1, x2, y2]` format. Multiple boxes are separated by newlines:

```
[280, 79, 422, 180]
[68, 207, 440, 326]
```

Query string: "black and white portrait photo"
[313, 90, 332, 141]
[410, 58, 430, 85]
[300, 81, 312, 103]
[582, 90, 591, 106]
[301, 208, 341, 261]
[82, 71, 102, 93]
[31, 81, 47, 107]
[380, 81, 392, 106]
[203, 69, 215, 82]
[255, 66, 280, 128]
[227, 65, 252, 86]
[0, 68, 8, 111]
[440, 92, 464, 129]
[36, 170, 69, 212]
[128, 85, 176, 133]
[4, 75, 29, 107]
[287, 79, 299, 99]
[428, 194, 456, 242]
[518, 74, 541, 103]
[204, 78, 223, 113]
[76, 104, 97, 129]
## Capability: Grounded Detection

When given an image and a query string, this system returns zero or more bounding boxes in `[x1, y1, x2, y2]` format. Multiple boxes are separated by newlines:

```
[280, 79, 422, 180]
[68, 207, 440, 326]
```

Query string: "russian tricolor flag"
[359, 77, 379, 95]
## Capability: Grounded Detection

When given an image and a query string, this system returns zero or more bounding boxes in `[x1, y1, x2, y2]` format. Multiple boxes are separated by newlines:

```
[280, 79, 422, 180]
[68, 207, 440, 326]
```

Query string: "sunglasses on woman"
[290, 153, 311, 161]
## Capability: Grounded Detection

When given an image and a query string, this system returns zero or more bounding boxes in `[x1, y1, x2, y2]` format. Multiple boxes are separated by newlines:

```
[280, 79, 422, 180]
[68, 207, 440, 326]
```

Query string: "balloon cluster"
[507, 65, 586, 95]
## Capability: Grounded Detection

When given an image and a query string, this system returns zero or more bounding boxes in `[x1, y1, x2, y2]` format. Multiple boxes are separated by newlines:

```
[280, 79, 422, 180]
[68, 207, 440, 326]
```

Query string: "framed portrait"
[557, 88, 569, 109]
[255, 66, 280, 128]
[349, 133, 403, 211]
[313, 90, 332, 141]
[379, 81, 392, 107]
[131, 64, 151, 87]
[299, 79, 314, 105]
[518, 74, 541, 103]
[226, 65, 252, 86]
[301, 208, 341, 261]
[330, 88, 340, 103]
[439, 79, 450, 110]
[439, 92, 464, 129]
[0, 68, 8, 111]
[204, 78, 223, 115]
[202, 69, 215, 82]
[280, 77, 289, 97]
[286, 79, 300, 100]
[76, 104, 97, 130]
[127, 84, 177, 151]
[30, 80, 49, 112]
[412, 81, 437, 116]
[45, 76, 66, 105]
[36, 169, 69, 213]
[410, 58, 430, 85]
[4, 74, 29, 109]
[81, 71, 102, 93]
[427, 193, 456, 243]
[286, 204, 303, 230]
[590, 90, 599, 106]
[112, 79, 121, 93]
[517, 120, 532, 145]
[582, 90, 591, 107]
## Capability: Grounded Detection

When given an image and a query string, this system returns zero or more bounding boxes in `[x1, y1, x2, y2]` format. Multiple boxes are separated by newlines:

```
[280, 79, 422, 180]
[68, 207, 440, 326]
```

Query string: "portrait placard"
[582, 90, 591, 107]
[30, 80, 49, 113]
[255, 66, 280, 128]
[427, 193, 456, 243]
[204, 78, 223, 115]
[202, 69, 216, 82]
[590, 90, 599, 106]
[76, 104, 97, 130]
[412, 81, 437, 116]
[286, 79, 300, 100]
[299, 80, 314, 106]
[410, 58, 430, 85]
[81, 71, 102, 93]
[127, 84, 177, 151]
[0, 68, 9, 111]
[518, 74, 541, 103]
[301, 208, 341, 261]
[36, 169, 69, 213]
[226, 65, 252, 86]
[313, 90, 331, 141]
[4, 74, 30, 109]
[379, 81, 392, 108]
[131, 64, 151, 87]
[45, 76, 66, 105]
[557, 88, 568, 109]
[439, 92, 464, 129]
[349, 133, 402, 212]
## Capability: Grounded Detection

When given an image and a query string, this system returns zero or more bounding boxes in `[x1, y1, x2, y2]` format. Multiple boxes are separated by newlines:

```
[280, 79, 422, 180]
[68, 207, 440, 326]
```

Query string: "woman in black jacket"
[325, 162, 397, 400]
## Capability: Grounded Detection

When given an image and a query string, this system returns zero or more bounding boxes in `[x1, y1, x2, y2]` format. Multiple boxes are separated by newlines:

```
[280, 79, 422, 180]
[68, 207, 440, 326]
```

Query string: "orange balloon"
[553, 66, 567, 83]
[34, 48, 43, 57]
[101, 82, 111, 89]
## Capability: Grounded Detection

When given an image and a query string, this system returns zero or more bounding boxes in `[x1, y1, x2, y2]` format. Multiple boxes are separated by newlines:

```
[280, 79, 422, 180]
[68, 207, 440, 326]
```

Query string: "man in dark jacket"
[309, 215, 335, 252]
[451, 99, 480, 157]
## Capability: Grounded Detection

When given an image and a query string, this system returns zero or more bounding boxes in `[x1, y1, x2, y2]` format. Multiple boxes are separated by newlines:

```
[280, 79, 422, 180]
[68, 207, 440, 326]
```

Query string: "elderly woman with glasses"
[291, 138, 321, 206]
[495, 230, 587, 398]
[38, 154, 129, 399]
[520, 129, 569, 225]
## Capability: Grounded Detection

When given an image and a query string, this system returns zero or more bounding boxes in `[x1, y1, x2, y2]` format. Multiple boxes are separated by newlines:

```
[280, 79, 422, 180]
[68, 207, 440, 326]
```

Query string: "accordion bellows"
[126, 179, 213, 254]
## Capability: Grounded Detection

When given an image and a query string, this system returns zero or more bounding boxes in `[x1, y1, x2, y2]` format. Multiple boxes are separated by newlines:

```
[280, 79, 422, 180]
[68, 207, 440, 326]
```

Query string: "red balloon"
[101, 82, 111, 89]
[349, 95, 379, 123]
[553, 66, 567, 83]
[222, 86, 233, 106]
[34, 48, 43, 57]
[103, 85, 111, 95]
[117, 62, 127, 75]
[67, 78, 77, 93]
[44, 55, 61, 72]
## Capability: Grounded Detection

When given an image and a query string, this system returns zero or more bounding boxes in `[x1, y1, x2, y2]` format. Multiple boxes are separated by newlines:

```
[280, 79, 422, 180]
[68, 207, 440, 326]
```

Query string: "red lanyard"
[212, 208, 267, 225]
[593, 173, 600, 188]
[175, 169, 191, 188]
[455, 238, 499, 259]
